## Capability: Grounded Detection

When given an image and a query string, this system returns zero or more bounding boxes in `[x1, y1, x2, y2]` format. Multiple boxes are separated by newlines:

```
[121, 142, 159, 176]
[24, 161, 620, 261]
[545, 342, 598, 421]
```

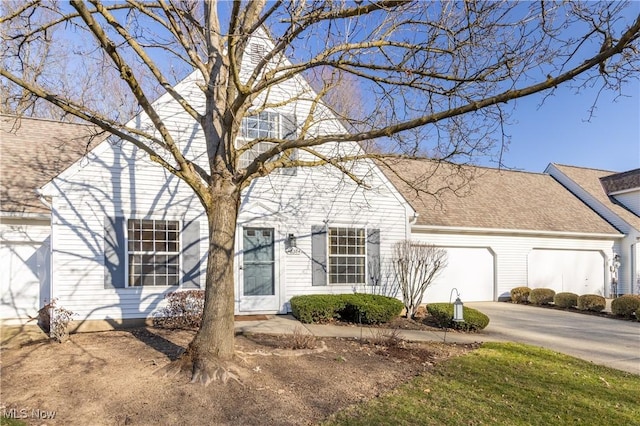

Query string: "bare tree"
[1, 1, 639, 384]
[392, 240, 447, 319]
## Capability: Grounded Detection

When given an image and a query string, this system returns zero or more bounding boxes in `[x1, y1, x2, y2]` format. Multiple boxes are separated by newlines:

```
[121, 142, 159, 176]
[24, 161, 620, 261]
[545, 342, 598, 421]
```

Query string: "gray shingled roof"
[381, 159, 620, 235]
[552, 164, 640, 231]
[0, 114, 106, 214]
[600, 168, 640, 194]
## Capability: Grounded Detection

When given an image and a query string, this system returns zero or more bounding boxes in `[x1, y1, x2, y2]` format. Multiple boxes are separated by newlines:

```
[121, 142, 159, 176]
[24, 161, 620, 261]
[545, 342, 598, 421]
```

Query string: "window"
[328, 227, 366, 284]
[238, 112, 297, 170]
[128, 219, 180, 287]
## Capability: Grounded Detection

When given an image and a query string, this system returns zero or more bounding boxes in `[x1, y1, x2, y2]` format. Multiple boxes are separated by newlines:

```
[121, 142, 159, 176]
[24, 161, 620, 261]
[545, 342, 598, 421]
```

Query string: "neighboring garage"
[528, 249, 606, 296]
[0, 220, 50, 325]
[423, 247, 495, 303]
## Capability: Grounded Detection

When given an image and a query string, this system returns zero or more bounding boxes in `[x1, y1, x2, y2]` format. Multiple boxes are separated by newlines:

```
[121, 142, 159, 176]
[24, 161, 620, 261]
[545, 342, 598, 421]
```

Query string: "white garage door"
[528, 249, 605, 295]
[0, 242, 49, 323]
[423, 247, 495, 303]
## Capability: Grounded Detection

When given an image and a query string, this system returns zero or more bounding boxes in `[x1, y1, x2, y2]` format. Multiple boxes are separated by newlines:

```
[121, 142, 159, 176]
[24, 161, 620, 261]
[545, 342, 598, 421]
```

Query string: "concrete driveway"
[467, 302, 640, 375]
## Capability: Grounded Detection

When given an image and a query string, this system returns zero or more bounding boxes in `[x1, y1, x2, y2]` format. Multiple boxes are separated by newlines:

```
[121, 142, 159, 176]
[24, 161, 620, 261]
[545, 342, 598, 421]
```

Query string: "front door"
[240, 227, 278, 312]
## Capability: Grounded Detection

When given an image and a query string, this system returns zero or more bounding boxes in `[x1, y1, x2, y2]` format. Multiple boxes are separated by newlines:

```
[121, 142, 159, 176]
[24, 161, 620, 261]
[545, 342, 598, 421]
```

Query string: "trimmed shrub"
[340, 294, 404, 324]
[611, 295, 640, 319]
[426, 303, 490, 332]
[577, 294, 606, 312]
[529, 288, 556, 306]
[290, 294, 403, 324]
[290, 295, 345, 324]
[510, 287, 531, 304]
[553, 292, 578, 308]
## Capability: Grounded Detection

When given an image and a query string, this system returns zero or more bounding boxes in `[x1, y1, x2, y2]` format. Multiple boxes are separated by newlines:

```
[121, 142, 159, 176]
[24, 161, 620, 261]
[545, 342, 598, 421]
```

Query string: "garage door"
[0, 242, 49, 323]
[423, 247, 495, 303]
[528, 249, 605, 295]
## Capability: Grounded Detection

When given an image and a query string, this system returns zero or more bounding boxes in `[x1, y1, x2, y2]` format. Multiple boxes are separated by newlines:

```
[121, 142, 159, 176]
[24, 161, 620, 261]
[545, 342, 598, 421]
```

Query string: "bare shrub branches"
[392, 240, 447, 319]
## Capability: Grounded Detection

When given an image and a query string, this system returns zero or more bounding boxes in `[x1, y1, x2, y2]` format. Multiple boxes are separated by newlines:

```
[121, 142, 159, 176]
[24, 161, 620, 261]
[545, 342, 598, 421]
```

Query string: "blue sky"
[496, 68, 640, 174]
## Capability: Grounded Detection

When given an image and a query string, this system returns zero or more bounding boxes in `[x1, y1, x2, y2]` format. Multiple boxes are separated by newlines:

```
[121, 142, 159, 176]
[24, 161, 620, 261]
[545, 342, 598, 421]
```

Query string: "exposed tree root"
[237, 340, 328, 358]
[158, 341, 328, 386]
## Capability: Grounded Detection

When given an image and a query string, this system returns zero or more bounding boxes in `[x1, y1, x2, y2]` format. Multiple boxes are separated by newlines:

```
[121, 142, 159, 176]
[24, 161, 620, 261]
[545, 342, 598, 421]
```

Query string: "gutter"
[0, 211, 50, 220]
[411, 224, 624, 239]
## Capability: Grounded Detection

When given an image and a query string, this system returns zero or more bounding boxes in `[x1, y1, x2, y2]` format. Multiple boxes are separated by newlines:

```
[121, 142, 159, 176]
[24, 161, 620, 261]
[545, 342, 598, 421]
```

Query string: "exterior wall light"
[287, 233, 297, 249]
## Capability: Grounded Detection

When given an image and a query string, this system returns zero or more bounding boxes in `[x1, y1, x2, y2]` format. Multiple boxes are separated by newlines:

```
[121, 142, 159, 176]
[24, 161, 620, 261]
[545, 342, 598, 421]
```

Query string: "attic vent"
[249, 43, 266, 64]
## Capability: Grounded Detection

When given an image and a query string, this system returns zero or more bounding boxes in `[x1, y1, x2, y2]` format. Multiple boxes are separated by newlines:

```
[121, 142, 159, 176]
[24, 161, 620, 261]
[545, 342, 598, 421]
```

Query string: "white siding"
[613, 190, 640, 217]
[411, 230, 615, 300]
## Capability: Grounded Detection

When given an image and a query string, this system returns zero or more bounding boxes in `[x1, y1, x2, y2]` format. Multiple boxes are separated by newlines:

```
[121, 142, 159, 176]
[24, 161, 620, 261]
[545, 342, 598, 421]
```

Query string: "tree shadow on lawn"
[127, 327, 187, 361]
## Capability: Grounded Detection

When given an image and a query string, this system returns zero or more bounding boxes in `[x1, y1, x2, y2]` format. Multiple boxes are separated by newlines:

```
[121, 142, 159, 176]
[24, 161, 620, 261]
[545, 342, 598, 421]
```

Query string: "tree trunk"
[173, 181, 242, 384]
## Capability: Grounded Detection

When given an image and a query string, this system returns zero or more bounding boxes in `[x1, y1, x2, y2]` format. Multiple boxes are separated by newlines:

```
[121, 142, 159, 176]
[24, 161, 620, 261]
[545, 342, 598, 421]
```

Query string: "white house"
[2, 36, 637, 330]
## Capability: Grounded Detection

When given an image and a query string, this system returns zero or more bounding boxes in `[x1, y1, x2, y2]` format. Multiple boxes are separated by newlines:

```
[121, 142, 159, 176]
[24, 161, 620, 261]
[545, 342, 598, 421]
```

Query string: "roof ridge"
[551, 162, 618, 174]
[387, 157, 549, 176]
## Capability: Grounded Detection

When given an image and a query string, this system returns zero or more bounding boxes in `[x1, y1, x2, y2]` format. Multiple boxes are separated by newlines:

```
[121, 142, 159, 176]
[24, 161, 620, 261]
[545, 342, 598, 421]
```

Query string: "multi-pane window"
[328, 227, 366, 284]
[238, 112, 297, 170]
[128, 219, 180, 287]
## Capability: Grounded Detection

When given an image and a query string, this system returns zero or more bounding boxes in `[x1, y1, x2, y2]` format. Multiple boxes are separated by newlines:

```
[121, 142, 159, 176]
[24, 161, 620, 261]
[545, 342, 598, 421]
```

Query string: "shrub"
[529, 288, 556, 306]
[426, 303, 490, 332]
[577, 294, 606, 312]
[510, 287, 531, 304]
[290, 294, 403, 324]
[153, 290, 205, 329]
[38, 299, 75, 342]
[611, 295, 640, 319]
[553, 292, 578, 308]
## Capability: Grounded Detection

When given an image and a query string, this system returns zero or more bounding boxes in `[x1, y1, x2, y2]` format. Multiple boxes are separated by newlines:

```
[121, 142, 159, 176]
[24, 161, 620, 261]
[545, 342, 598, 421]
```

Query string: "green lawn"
[325, 342, 640, 425]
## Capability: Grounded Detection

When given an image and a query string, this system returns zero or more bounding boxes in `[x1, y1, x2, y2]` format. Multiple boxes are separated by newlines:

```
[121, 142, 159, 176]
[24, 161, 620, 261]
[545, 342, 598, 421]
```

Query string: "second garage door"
[528, 249, 605, 295]
[422, 247, 495, 303]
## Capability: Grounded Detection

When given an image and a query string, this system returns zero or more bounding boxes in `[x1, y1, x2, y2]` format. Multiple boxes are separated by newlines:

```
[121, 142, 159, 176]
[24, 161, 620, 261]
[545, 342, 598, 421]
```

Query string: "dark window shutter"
[281, 114, 297, 176]
[182, 219, 201, 288]
[104, 216, 126, 289]
[311, 225, 327, 286]
[367, 229, 380, 286]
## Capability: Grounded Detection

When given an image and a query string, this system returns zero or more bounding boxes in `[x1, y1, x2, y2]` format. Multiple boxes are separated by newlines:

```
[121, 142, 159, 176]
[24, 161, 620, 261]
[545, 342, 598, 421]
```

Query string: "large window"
[328, 227, 366, 284]
[128, 219, 180, 287]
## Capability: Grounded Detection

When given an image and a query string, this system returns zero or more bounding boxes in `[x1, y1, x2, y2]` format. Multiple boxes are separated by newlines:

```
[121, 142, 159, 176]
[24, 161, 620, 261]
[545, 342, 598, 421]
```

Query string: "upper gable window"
[238, 112, 297, 171]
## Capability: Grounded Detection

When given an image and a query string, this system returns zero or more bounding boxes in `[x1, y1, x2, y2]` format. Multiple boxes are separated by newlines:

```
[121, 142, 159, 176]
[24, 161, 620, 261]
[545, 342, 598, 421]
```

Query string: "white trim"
[0, 211, 50, 220]
[608, 187, 640, 196]
[411, 224, 623, 239]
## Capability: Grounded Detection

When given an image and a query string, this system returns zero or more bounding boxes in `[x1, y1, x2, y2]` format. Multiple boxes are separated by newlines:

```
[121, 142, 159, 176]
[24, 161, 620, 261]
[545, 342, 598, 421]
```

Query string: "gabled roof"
[380, 159, 620, 235]
[0, 114, 106, 215]
[551, 163, 640, 231]
[600, 168, 640, 194]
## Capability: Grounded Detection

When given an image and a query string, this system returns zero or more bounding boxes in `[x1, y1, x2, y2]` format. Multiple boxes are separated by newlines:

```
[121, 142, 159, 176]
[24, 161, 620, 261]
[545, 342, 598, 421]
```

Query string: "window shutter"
[104, 216, 126, 289]
[367, 229, 380, 286]
[281, 114, 297, 176]
[182, 219, 201, 288]
[311, 225, 327, 286]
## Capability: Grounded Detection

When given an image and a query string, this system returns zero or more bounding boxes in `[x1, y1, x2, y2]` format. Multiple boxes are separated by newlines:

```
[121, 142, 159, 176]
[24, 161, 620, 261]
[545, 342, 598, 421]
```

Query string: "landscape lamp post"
[453, 296, 464, 323]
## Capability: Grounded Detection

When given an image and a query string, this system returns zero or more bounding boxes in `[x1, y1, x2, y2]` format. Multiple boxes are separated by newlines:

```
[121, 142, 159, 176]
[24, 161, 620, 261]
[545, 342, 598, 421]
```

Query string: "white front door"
[239, 227, 280, 312]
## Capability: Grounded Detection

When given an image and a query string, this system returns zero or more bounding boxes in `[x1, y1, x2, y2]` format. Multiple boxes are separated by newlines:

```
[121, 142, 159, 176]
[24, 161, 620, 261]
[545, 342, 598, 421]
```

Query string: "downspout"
[36, 188, 52, 211]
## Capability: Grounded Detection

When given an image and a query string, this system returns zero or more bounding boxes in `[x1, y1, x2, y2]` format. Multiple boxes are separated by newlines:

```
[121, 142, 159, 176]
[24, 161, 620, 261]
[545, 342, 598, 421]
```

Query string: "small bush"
[426, 303, 490, 332]
[510, 287, 531, 304]
[553, 292, 578, 308]
[529, 288, 556, 306]
[290, 294, 403, 324]
[38, 299, 75, 342]
[611, 295, 640, 319]
[577, 294, 606, 312]
[153, 290, 205, 329]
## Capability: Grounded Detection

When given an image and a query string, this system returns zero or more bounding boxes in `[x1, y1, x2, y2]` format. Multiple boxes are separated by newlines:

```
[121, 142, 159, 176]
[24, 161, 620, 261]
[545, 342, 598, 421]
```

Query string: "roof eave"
[411, 224, 624, 239]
